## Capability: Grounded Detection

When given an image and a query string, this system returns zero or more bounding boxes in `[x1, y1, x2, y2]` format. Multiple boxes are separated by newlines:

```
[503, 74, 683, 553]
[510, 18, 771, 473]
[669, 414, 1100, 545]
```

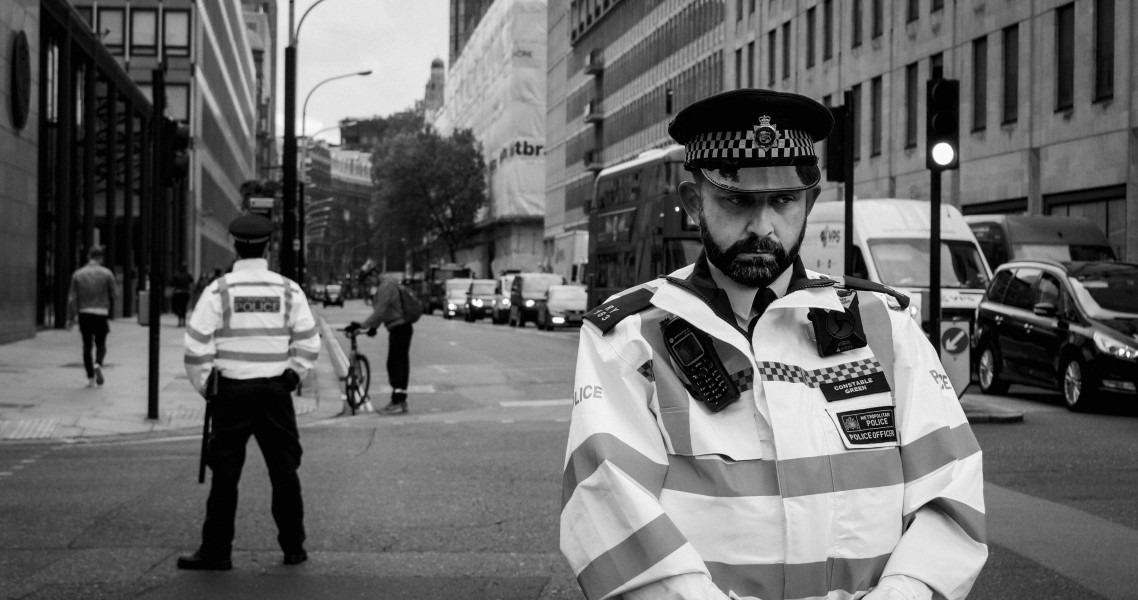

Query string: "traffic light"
[926, 78, 959, 170]
[161, 117, 191, 186]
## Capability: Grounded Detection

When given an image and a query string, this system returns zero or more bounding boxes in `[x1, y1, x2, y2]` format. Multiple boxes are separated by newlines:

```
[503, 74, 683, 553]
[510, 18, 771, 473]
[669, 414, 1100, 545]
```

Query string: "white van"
[800, 199, 993, 333]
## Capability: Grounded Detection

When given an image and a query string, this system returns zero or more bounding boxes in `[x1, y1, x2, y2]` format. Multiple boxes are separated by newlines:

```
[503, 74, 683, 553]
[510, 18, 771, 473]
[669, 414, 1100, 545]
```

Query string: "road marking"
[499, 399, 572, 408]
[0, 418, 60, 440]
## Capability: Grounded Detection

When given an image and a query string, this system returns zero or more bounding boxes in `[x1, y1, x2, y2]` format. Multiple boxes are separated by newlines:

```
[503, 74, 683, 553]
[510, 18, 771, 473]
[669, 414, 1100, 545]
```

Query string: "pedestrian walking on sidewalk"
[347, 264, 418, 415]
[178, 214, 321, 571]
[170, 262, 194, 326]
[560, 89, 987, 600]
[67, 246, 117, 388]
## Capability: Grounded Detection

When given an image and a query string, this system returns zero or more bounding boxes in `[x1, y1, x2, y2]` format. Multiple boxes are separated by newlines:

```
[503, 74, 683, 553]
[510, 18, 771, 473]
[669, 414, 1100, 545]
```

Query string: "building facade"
[545, 0, 728, 283]
[72, 0, 262, 277]
[242, 0, 278, 181]
[449, 0, 495, 66]
[435, 0, 548, 278]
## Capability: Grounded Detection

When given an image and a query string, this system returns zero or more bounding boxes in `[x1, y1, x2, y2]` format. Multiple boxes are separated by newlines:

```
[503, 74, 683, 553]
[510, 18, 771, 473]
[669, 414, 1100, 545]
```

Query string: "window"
[167, 83, 190, 122]
[1003, 268, 1041, 310]
[750, 0, 756, 15]
[782, 22, 791, 79]
[1035, 273, 1063, 310]
[932, 0, 944, 11]
[852, 0, 863, 48]
[806, 7, 816, 68]
[1056, 3, 1074, 111]
[851, 83, 861, 161]
[1002, 24, 1019, 124]
[736, 48, 743, 88]
[98, 8, 125, 54]
[870, 76, 882, 156]
[767, 30, 777, 85]
[164, 9, 191, 58]
[76, 7, 94, 29]
[930, 52, 943, 78]
[905, 62, 918, 148]
[972, 36, 987, 132]
[1094, 0, 1114, 101]
[872, 0, 883, 38]
[823, 0, 833, 60]
[736, 0, 743, 20]
[985, 269, 1014, 303]
[747, 41, 755, 87]
[130, 8, 158, 57]
[907, 0, 919, 23]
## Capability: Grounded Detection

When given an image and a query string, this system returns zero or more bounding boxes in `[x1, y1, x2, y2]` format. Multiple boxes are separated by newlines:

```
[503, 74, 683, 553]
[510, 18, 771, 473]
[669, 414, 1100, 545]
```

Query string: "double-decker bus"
[585, 145, 703, 308]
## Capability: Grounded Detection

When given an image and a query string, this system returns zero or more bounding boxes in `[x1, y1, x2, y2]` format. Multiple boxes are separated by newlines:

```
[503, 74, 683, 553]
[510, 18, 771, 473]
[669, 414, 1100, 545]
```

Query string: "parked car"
[537, 284, 588, 330]
[508, 272, 567, 328]
[463, 279, 497, 322]
[490, 273, 518, 325]
[323, 283, 343, 308]
[442, 278, 473, 319]
[973, 259, 1138, 411]
[964, 214, 1116, 269]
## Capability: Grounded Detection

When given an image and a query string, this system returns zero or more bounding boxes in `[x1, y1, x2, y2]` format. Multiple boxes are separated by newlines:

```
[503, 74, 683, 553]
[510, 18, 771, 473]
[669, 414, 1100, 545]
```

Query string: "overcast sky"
[274, 0, 449, 144]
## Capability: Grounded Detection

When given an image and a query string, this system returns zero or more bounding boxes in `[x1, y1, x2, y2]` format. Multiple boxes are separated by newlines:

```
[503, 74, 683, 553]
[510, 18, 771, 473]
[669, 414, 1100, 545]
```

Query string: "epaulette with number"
[583, 287, 656, 334]
[836, 276, 910, 310]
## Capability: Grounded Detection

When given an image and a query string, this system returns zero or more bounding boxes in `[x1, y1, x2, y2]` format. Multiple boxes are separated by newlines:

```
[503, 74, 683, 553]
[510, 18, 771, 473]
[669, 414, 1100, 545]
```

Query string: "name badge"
[234, 296, 281, 313]
[820, 370, 891, 402]
[834, 406, 898, 446]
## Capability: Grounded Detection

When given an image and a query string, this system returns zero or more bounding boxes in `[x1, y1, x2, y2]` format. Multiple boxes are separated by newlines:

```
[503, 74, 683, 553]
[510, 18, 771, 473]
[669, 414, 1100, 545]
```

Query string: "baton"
[198, 368, 220, 484]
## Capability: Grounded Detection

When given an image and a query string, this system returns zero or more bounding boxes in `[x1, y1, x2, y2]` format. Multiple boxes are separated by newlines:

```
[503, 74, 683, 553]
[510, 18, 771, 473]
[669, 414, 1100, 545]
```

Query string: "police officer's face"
[680, 178, 816, 287]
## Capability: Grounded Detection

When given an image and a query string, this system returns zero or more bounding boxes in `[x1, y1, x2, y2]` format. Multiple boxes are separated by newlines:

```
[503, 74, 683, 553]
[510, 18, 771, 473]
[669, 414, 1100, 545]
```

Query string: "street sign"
[249, 196, 274, 209]
[939, 321, 971, 398]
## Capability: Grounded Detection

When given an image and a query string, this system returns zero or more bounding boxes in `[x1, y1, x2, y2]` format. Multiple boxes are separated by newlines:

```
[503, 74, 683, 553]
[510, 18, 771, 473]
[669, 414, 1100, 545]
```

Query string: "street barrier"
[318, 317, 349, 380]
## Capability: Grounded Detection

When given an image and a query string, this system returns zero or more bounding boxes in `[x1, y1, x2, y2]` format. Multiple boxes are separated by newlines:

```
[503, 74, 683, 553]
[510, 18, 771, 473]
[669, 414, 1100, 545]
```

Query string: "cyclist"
[346, 269, 414, 415]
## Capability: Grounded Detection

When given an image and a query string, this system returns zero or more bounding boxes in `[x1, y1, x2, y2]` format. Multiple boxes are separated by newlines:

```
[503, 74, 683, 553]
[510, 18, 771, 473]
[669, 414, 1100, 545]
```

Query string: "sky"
[274, 0, 449, 144]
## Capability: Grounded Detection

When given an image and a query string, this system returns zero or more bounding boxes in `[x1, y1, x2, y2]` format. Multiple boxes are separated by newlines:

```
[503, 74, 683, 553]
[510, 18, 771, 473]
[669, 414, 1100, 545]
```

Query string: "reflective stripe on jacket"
[560, 264, 986, 600]
[183, 259, 320, 392]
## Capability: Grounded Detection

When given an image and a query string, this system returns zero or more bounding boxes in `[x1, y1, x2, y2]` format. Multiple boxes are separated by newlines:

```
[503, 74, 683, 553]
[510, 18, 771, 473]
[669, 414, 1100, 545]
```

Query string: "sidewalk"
[0, 313, 344, 442]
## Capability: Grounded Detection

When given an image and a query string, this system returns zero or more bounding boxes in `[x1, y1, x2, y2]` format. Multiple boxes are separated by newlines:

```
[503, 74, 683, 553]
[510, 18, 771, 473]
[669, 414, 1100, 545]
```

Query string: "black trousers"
[172, 292, 191, 322]
[387, 323, 413, 401]
[78, 314, 109, 378]
[200, 378, 305, 557]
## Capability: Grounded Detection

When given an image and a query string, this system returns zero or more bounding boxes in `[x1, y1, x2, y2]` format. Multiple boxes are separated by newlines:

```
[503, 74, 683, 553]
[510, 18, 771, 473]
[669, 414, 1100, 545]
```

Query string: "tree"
[371, 128, 487, 263]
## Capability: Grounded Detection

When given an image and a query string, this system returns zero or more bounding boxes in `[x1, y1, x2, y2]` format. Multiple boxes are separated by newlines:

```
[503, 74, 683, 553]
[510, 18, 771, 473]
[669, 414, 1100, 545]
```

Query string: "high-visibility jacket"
[561, 262, 986, 600]
[184, 259, 320, 392]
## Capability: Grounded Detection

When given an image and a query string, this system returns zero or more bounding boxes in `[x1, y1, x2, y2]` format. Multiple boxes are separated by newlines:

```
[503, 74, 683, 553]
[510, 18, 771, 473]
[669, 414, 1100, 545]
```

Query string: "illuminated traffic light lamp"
[161, 117, 191, 186]
[925, 78, 960, 170]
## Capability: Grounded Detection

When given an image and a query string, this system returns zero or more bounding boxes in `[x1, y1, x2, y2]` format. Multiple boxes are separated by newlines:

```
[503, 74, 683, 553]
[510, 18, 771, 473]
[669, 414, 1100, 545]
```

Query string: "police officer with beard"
[179, 214, 320, 570]
[559, 90, 986, 600]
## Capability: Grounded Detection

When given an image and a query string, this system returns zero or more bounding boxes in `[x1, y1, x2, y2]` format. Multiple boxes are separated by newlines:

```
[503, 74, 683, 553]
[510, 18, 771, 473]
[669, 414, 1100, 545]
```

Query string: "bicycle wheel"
[353, 354, 371, 404]
[344, 363, 362, 415]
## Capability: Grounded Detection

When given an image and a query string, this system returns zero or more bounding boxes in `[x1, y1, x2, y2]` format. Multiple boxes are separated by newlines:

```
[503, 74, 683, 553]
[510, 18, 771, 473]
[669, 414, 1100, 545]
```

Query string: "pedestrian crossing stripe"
[0, 418, 60, 440]
[374, 384, 436, 394]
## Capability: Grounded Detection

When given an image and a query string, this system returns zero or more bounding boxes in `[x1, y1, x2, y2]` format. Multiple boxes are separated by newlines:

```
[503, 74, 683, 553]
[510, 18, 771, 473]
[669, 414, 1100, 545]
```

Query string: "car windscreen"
[1013, 243, 1116, 263]
[868, 239, 991, 289]
[1068, 269, 1138, 319]
[446, 280, 470, 293]
[522, 275, 564, 295]
[471, 282, 495, 295]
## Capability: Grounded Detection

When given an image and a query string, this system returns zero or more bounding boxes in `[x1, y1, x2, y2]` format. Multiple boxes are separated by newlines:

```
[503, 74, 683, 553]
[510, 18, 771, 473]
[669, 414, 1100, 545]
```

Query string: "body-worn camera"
[808, 293, 868, 357]
[661, 317, 740, 412]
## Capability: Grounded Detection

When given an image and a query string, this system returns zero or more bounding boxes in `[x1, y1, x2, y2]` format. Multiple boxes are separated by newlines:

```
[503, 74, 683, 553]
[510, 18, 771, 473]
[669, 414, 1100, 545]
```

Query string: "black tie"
[748, 288, 778, 337]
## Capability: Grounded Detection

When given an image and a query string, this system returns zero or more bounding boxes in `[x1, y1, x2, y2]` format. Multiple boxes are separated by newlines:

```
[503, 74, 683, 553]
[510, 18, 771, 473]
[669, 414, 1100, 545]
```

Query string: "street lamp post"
[282, 0, 333, 281]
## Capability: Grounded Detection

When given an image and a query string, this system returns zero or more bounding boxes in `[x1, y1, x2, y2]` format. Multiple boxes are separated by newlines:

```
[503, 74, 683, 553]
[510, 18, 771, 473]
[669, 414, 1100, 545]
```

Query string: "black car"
[974, 260, 1138, 410]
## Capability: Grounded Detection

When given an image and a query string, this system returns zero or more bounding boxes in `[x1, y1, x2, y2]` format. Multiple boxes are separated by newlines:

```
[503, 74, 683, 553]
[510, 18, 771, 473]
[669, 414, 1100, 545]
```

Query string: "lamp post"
[299, 120, 357, 286]
[283, 0, 334, 281]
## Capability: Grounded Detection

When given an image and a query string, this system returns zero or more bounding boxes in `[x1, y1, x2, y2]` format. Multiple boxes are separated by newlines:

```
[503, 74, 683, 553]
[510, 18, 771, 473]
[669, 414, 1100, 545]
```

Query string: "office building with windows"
[72, 0, 262, 276]
[726, 0, 1134, 261]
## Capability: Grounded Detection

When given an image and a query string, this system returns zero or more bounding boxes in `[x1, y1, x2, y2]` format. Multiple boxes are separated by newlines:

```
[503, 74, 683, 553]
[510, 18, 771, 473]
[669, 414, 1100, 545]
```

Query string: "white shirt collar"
[232, 258, 267, 272]
[706, 260, 794, 329]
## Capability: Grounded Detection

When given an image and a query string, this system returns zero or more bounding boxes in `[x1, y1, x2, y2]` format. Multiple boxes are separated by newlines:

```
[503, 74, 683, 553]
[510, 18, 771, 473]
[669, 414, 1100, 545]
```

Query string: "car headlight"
[472, 299, 483, 307]
[447, 303, 456, 311]
[501, 298, 510, 307]
[1093, 331, 1138, 361]
[525, 299, 535, 307]
[552, 316, 565, 325]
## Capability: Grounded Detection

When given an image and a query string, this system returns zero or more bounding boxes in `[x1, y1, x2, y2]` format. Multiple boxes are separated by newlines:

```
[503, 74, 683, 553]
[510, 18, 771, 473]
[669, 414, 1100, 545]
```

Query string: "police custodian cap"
[229, 214, 274, 244]
[668, 88, 834, 193]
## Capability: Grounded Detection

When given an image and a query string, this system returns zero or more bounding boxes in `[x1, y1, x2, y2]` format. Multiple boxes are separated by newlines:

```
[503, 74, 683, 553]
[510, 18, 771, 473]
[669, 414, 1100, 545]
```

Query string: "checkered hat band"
[686, 129, 816, 163]
[755, 358, 885, 388]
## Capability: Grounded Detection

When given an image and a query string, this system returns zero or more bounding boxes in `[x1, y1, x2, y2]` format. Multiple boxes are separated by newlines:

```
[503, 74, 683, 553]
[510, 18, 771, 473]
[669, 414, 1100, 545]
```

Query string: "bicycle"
[340, 326, 372, 414]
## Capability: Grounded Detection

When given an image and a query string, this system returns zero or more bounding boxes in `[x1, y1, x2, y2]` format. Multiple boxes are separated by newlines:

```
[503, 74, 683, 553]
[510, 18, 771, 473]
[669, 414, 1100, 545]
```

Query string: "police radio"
[808, 293, 869, 357]
[662, 317, 739, 412]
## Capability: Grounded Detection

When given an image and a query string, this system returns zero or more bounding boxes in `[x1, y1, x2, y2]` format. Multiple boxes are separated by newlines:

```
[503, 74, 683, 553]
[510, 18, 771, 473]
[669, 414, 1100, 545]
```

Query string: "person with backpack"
[347, 271, 421, 414]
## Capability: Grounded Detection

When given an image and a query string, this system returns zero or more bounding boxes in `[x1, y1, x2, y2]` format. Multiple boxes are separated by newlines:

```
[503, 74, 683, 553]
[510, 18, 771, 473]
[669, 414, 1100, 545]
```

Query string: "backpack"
[397, 284, 423, 324]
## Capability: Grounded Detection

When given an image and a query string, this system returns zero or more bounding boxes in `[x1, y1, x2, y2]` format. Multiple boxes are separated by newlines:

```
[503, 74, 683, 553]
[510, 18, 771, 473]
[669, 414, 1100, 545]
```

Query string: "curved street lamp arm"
[302, 71, 372, 139]
[294, 0, 332, 44]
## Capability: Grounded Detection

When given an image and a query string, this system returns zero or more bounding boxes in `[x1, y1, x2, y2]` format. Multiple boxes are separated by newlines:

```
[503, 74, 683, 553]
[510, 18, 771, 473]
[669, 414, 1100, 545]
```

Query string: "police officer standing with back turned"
[560, 90, 986, 599]
[179, 214, 321, 571]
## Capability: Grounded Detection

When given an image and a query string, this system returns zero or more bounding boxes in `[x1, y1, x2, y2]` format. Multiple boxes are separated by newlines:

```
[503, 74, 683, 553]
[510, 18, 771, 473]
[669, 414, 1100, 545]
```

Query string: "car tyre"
[1062, 355, 1095, 412]
[977, 344, 1009, 395]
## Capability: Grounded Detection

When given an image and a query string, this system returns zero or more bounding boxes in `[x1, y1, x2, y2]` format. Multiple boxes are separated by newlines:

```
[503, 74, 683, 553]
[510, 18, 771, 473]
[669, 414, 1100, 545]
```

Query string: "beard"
[699, 214, 807, 288]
